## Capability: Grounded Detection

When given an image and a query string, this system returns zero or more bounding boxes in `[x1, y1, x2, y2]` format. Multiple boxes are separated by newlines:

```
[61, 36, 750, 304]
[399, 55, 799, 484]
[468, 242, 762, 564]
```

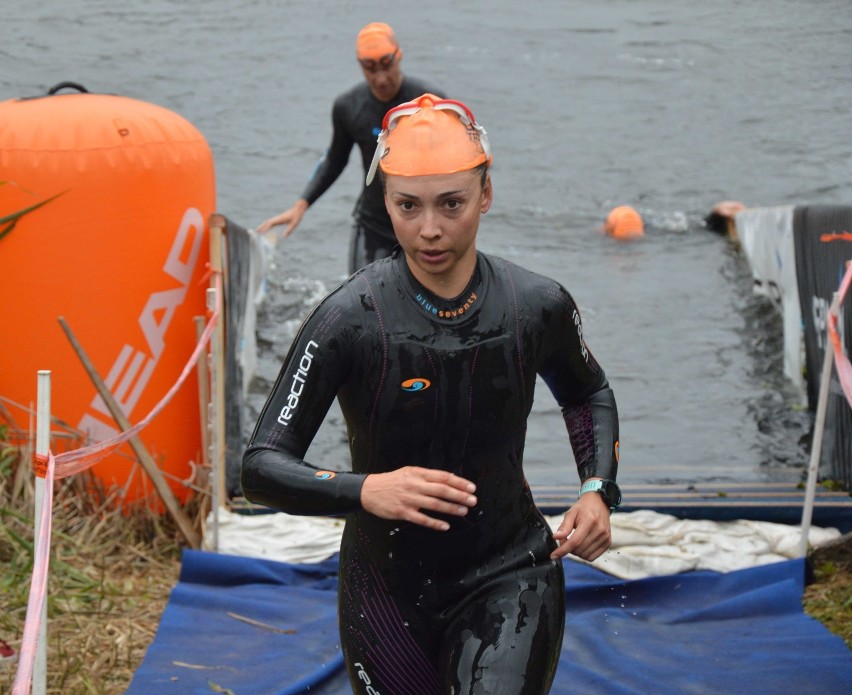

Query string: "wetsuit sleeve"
[300, 96, 354, 206]
[536, 285, 619, 482]
[241, 294, 367, 515]
[704, 210, 729, 234]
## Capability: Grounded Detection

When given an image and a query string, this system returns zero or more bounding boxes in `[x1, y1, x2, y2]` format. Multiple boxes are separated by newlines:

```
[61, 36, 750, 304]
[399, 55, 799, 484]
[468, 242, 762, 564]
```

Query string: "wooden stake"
[207, 214, 228, 517]
[726, 217, 738, 241]
[57, 316, 200, 549]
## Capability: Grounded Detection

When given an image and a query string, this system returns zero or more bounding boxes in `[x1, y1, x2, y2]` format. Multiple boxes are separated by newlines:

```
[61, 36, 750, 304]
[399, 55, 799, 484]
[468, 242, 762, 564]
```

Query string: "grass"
[1, 444, 850, 693]
[804, 540, 852, 648]
[1, 448, 186, 694]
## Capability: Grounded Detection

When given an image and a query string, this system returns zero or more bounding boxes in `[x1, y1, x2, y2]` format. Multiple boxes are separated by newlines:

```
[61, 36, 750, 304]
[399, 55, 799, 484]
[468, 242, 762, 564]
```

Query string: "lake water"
[5, 0, 851, 485]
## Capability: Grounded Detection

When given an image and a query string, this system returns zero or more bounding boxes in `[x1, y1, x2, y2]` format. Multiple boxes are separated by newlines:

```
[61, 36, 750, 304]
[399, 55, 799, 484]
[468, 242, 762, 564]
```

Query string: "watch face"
[601, 481, 622, 508]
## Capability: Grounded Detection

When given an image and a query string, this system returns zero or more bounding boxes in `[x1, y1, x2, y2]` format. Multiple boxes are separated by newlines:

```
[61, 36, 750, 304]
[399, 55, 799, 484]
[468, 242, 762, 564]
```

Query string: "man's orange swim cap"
[356, 23, 398, 61]
[366, 94, 492, 185]
[604, 205, 645, 240]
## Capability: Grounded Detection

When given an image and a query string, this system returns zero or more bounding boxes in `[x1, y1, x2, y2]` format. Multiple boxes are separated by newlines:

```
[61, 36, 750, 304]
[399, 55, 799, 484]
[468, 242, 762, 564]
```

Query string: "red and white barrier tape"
[13, 274, 221, 693]
[12, 454, 54, 695]
[828, 260, 852, 408]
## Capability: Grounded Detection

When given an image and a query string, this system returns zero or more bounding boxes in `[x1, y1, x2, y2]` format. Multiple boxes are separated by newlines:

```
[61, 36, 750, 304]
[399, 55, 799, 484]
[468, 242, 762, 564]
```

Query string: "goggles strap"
[473, 123, 491, 160]
[365, 130, 388, 186]
[381, 104, 426, 130]
[367, 105, 420, 185]
[366, 100, 491, 185]
[432, 102, 491, 160]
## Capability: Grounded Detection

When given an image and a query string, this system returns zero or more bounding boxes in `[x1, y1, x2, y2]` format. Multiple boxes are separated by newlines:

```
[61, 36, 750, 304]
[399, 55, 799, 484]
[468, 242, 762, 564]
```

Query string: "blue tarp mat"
[128, 550, 852, 694]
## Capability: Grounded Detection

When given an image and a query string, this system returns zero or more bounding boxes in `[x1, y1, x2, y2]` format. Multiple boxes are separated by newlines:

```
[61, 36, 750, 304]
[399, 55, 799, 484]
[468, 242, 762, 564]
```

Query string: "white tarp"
[574, 509, 838, 579]
[735, 205, 806, 403]
[235, 229, 274, 395]
[204, 507, 840, 580]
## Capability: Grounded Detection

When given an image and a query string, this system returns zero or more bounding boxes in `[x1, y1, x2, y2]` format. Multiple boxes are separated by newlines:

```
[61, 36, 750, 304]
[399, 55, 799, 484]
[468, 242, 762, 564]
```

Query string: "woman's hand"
[550, 490, 612, 561]
[360, 467, 477, 531]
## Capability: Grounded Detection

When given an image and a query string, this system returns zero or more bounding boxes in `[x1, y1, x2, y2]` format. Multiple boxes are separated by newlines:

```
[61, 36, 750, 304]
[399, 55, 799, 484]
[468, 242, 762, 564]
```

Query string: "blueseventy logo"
[401, 378, 431, 392]
[414, 291, 478, 319]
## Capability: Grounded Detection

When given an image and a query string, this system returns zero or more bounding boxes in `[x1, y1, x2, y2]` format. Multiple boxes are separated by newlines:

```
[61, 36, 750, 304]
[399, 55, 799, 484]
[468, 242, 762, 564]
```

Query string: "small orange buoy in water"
[604, 205, 645, 240]
[0, 83, 216, 505]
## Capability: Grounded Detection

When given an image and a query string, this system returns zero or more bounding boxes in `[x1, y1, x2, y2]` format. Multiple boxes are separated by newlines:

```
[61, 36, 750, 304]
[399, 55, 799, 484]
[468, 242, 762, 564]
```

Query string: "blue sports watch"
[578, 479, 622, 511]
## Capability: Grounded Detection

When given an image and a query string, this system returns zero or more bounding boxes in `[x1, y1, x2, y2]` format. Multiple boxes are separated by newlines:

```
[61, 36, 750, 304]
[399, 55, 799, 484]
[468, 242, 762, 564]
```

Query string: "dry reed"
[0, 437, 201, 694]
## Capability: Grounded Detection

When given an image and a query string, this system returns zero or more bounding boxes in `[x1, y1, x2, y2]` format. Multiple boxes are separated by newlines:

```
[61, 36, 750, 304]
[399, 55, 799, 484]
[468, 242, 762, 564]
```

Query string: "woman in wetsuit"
[242, 94, 621, 694]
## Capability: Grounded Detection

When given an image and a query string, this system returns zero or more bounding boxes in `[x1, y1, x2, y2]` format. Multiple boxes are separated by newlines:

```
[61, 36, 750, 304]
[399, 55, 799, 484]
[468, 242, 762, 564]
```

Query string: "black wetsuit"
[242, 251, 619, 694]
[301, 77, 445, 274]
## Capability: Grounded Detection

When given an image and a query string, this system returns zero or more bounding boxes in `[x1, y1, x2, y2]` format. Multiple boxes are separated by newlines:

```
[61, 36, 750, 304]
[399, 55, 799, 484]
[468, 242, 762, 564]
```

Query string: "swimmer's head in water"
[604, 205, 645, 240]
[366, 94, 492, 185]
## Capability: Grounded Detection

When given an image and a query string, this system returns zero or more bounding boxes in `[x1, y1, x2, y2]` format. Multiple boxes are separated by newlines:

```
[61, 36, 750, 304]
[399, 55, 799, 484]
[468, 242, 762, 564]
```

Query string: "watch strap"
[578, 480, 605, 497]
[578, 479, 621, 510]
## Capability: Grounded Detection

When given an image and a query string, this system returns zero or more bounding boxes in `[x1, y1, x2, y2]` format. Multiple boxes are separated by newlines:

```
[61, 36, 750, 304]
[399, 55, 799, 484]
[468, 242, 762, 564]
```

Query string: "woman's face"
[384, 169, 492, 296]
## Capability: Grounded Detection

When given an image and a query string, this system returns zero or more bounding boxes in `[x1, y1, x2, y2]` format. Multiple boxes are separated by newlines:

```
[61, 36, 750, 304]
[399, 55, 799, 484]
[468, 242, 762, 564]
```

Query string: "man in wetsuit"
[256, 22, 445, 274]
[242, 94, 622, 694]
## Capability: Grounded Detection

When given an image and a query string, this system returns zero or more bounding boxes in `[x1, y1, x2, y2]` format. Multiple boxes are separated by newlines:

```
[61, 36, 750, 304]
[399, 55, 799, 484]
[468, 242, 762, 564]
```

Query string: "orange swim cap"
[605, 205, 645, 239]
[366, 94, 492, 185]
[356, 22, 398, 60]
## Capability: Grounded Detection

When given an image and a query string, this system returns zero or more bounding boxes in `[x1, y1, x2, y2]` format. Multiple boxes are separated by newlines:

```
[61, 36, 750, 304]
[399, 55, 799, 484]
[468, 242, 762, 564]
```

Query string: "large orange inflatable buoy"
[0, 83, 216, 505]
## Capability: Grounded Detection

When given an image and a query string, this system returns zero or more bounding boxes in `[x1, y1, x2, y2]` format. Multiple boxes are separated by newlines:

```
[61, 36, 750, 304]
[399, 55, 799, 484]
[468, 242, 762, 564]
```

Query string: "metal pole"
[33, 370, 50, 694]
[194, 315, 213, 528]
[207, 285, 221, 552]
[799, 291, 840, 557]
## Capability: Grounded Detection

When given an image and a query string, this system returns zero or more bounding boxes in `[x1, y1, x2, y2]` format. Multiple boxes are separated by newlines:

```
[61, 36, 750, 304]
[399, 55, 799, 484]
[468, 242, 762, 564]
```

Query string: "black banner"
[224, 218, 252, 497]
[793, 205, 852, 487]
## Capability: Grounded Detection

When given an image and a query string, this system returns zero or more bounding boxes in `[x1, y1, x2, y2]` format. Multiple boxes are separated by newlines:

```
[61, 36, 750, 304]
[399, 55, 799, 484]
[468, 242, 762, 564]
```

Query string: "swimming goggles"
[365, 97, 491, 185]
[358, 50, 399, 73]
